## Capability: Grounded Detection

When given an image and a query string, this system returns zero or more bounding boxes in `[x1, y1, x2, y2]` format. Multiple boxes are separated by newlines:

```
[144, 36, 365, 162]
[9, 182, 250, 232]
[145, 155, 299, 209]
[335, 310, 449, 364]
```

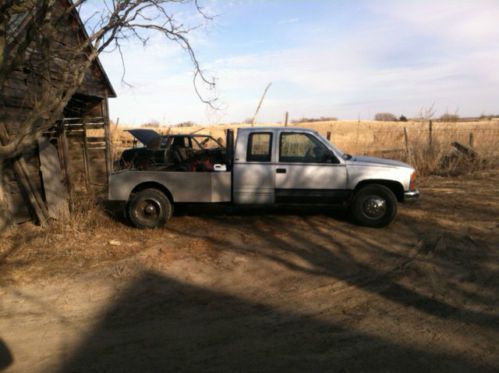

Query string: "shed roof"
[6, 0, 116, 98]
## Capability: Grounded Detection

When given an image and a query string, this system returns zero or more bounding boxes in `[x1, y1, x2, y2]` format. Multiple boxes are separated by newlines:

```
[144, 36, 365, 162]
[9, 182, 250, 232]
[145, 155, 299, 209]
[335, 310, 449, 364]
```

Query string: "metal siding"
[109, 171, 232, 203]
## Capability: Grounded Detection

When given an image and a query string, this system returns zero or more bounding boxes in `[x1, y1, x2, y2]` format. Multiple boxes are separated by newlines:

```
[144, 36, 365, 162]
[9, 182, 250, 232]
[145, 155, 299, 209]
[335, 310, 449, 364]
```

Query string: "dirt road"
[1, 170, 498, 372]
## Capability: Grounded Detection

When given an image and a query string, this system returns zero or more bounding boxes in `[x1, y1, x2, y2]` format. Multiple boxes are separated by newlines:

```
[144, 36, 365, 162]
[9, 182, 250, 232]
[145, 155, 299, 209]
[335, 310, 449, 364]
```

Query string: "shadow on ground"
[166, 205, 499, 332]
[0, 338, 13, 371]
[60, 271, 490, 373]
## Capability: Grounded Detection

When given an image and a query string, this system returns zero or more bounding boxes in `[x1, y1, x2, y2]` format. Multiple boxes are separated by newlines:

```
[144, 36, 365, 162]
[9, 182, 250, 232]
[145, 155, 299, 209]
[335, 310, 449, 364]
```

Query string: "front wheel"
[351, 184, 397, 228]
[127, 189, 173, 228]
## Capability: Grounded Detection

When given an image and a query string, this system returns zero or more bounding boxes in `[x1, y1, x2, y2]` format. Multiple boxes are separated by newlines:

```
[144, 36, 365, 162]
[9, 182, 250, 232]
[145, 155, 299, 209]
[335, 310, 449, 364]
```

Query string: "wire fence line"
[112, 123, 499, 161]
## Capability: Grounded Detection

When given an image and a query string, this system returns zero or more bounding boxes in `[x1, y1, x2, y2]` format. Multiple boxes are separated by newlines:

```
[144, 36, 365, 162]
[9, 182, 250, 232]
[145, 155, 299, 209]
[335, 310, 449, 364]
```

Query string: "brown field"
[1, 169, 498, 372]
[113, 119, 499, 175]
[1, 120, 498, 372]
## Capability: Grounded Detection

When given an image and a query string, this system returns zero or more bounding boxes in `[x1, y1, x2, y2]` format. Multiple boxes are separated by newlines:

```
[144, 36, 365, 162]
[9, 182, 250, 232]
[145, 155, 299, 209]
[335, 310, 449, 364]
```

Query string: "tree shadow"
[60, 271, 493, 373]
[164, 208, 499, 332]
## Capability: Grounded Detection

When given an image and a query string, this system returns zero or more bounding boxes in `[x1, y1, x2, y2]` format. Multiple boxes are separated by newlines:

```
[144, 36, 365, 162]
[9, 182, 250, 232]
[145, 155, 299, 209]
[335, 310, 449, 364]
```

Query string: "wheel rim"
[136, 198, 162, 224]
[362, 195, 387, 219]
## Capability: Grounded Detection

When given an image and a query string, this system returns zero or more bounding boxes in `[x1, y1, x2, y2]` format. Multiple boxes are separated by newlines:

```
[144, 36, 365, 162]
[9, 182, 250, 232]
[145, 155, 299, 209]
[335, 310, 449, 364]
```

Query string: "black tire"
[351, 184, 397, 228]
[127, 188, 173, 228]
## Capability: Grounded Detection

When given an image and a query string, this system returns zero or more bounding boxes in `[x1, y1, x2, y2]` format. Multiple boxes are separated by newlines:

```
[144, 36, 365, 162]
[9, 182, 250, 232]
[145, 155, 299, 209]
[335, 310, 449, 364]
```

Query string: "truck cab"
[109, 127, 419, 228]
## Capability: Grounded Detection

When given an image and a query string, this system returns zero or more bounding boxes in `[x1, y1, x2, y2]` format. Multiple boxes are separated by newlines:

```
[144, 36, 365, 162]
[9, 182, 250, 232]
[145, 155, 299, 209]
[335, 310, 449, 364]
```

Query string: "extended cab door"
[274, 130, 348, 203]
[233, 130, 276, 204]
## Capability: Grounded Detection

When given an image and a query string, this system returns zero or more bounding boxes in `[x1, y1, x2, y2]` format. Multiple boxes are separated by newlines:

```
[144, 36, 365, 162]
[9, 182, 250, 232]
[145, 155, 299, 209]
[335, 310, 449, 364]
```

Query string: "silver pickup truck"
[109, 127, 419, 228]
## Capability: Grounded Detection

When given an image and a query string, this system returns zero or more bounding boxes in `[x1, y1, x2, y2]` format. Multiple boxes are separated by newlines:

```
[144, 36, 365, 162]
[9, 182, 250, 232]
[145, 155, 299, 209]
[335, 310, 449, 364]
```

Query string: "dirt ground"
[0, 170, 498, 372]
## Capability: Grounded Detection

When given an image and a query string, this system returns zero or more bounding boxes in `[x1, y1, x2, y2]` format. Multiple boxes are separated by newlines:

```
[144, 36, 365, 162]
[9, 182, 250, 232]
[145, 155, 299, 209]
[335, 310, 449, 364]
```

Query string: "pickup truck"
[109, 127, 419, 228]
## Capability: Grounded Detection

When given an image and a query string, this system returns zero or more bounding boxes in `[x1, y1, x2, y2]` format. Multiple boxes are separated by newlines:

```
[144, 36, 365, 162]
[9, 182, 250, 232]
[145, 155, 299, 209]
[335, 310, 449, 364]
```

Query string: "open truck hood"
[127, 129, 162, 149]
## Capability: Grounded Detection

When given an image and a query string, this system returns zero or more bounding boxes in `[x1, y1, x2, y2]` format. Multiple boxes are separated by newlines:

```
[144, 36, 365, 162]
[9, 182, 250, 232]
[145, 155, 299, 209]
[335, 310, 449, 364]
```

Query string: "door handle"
[276, 168, 287, 174]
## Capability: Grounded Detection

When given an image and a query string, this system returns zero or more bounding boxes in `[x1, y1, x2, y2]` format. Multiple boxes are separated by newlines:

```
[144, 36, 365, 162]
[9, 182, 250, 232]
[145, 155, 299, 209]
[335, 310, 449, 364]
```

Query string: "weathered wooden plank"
[82, 120, 92, 192]
[38, 137, 70, 220]
[0, 125, 49, 226]
[86, 136, 106, 142]
[102, 93, 112, 176]
[60, 128, 74, 210]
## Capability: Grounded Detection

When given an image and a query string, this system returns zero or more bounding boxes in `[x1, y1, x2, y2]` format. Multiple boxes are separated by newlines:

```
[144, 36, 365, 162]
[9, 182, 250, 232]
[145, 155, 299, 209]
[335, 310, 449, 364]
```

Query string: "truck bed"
[109, 170, 232, 203]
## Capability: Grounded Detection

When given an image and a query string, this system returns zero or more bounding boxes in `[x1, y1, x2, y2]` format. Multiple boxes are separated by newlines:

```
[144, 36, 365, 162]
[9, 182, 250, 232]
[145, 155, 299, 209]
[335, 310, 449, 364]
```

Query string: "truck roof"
[238, 126, 317, 133]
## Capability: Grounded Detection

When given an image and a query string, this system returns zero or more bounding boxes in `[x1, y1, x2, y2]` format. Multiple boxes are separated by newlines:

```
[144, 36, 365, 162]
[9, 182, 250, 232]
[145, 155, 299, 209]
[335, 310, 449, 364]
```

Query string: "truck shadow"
[173, 203, 352, 222]
[59, 271, 491, 373]
[0, 338, 13, 371]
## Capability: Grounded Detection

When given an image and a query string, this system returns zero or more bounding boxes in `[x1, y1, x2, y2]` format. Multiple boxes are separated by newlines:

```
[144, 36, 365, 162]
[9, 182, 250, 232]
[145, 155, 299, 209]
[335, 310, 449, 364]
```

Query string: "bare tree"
[251, 82, 272, 126]
[0, 0, 215, 228]
[415, 102, 436, 122]
[439, 107, 460, 122]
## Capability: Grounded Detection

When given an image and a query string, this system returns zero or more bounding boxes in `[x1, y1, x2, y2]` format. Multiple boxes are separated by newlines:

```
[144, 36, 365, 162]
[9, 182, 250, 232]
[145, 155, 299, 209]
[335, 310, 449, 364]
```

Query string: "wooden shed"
[0, 0, 117, 225]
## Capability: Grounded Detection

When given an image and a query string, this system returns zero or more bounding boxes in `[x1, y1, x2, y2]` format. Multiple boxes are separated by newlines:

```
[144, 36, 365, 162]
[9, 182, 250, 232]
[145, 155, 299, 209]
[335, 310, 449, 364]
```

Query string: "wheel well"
[355, 180, 404, 202]
[130, 182, 174, 203]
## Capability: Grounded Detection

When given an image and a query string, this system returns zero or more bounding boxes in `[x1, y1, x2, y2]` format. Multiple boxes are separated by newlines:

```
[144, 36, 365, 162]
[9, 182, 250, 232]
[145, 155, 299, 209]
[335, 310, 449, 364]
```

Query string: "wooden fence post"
[403, 127, 411, 161]
[326, 131, 331, 141]
[284, 111, 289, 127]
[468, 132, 474, 148]
[428, 120, 433, 148]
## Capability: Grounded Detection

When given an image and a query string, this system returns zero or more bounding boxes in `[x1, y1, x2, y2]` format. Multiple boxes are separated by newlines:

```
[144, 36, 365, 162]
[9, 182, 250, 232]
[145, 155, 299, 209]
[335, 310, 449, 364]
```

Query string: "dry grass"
[112, 120, 499, 176]
[0, 196, 169, 283]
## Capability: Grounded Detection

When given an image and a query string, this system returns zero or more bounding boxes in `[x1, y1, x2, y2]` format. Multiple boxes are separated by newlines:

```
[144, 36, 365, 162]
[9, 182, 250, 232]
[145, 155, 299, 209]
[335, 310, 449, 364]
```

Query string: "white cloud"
[278, 17, 300, 25]
[100, 0, 499, 124]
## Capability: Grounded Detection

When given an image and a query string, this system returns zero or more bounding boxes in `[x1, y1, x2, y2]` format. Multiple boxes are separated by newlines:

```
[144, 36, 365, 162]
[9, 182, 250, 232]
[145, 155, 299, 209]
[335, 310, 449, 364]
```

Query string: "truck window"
[193, 136, 222, 150]
[279, 133, 330, 163]
[247, 133, 272, 162]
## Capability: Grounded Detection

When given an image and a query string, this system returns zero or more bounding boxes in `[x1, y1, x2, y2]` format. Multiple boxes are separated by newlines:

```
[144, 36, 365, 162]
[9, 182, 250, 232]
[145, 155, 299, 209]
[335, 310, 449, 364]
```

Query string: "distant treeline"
[137, 113, 499, 128]
[373, 112, 499, 122]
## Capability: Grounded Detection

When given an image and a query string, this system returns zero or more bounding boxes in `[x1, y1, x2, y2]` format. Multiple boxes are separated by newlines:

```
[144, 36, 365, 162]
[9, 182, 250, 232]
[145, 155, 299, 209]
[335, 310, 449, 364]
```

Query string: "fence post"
[326, 131, 331, 141]
[468, 132, 474, 148]
[428, 120, 433, 149]
[284, 111, 289, 127]
[403, 127, 411, 161]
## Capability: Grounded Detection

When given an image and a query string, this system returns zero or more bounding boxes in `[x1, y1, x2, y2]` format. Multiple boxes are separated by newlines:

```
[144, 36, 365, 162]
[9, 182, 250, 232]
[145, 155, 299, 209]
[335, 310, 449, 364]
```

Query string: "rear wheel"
[127, 189, 172, 228]
[351, 184, 397, 227]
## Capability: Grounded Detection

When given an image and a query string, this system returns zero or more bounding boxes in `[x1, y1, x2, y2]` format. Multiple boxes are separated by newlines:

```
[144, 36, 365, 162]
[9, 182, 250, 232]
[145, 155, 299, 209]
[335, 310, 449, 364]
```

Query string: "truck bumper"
[403, 189, 420, 202]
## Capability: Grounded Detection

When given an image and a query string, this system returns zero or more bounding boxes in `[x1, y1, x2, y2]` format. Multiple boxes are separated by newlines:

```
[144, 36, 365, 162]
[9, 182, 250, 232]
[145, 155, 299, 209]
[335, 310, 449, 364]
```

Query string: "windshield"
[314, 131, 349, 159]
[192, 135, 223, 150]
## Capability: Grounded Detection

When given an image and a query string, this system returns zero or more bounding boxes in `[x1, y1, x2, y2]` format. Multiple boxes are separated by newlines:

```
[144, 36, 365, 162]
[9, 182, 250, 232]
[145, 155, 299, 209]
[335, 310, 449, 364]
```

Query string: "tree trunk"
[0, 161, 11, 232]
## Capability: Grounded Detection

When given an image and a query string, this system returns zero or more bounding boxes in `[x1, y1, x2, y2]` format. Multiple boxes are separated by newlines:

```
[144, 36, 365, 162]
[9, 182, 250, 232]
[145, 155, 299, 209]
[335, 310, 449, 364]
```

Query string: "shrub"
[291, 116, 337, 124]
[140, 120, 160, 128]
[439, 113, 460, 122]
[374, 113, 397, 121]
[399, 115, 408, 122]
[175, 121, 196, 127]
[478, 114, 499, 121]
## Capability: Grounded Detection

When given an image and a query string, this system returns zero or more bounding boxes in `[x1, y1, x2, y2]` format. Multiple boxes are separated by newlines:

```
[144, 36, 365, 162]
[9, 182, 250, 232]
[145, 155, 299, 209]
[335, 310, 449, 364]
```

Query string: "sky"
[82, 0, 499, 126]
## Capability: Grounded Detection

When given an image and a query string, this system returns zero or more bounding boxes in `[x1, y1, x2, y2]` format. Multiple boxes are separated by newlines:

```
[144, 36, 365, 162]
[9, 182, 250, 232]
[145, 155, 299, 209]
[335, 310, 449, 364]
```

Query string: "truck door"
[274, 131, 348, 203]
[233, 131, 275, 204]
